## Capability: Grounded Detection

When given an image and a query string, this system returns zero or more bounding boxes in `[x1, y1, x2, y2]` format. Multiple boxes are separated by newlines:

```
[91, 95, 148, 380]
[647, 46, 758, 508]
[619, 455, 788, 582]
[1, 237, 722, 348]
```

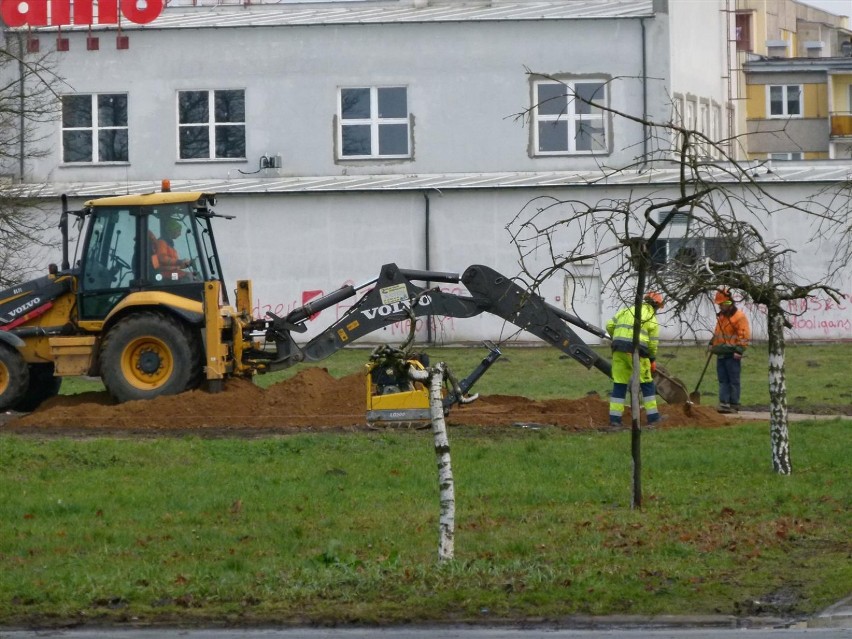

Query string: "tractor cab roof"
[84, 191, 215, 208]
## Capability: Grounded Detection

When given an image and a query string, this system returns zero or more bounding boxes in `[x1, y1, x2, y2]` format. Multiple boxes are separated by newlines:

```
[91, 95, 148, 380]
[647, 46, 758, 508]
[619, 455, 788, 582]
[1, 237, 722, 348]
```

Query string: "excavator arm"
[249, 263, 611, 378]
[242, 262, 691, 406]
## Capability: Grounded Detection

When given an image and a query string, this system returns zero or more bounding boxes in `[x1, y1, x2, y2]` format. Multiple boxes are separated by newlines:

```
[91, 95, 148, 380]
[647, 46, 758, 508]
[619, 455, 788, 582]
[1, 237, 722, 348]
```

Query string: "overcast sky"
[798, 0, 852, 18]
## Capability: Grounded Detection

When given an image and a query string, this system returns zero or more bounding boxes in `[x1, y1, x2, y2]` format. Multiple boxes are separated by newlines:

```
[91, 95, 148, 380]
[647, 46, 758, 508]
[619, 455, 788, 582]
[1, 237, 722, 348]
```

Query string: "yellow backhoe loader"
[0, 183, 688, 415]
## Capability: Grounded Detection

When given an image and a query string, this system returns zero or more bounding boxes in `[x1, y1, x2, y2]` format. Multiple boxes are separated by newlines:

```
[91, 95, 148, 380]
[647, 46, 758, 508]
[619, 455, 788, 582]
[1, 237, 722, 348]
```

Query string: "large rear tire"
[13, 363, 62, 412]
[0, 345, 29, 411]
[100, 312, 203, 403]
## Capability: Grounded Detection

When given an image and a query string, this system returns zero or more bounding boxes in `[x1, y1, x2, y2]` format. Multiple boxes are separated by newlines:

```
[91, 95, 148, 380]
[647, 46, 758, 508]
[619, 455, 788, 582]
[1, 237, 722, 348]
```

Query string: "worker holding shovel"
[605, 292, 664, 430]
[710, 288, 751, 414]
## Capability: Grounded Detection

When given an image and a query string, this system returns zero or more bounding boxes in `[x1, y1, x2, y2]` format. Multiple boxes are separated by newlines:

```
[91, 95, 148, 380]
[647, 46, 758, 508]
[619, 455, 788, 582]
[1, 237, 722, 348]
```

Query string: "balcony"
[830, 113, 852, 137]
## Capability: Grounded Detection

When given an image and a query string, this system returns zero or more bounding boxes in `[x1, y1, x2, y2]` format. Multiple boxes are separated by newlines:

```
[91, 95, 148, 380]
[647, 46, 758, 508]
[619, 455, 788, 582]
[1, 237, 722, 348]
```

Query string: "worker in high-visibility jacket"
[710, 288, 751, 414]
[605, 292, 664, 429]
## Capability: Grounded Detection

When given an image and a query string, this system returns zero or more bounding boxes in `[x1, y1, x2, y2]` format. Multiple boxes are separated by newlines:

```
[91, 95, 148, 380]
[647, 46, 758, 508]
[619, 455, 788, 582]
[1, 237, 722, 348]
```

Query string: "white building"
[3, 0, 849, 344]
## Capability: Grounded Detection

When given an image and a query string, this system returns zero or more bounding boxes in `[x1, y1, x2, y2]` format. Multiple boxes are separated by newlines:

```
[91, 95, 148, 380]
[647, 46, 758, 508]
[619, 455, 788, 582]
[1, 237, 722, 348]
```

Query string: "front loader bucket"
[653, 364, 691, 404]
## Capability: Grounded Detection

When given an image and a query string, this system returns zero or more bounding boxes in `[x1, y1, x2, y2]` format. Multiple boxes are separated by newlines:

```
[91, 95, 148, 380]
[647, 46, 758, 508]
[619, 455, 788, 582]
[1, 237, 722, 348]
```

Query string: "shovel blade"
[653, 365, 691, 404]
[689, 391, 701, 404]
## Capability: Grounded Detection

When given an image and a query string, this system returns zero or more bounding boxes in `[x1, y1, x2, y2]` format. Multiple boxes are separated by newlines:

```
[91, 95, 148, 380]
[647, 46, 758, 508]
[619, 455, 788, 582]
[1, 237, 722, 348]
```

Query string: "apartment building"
[737, 0, 852, 159]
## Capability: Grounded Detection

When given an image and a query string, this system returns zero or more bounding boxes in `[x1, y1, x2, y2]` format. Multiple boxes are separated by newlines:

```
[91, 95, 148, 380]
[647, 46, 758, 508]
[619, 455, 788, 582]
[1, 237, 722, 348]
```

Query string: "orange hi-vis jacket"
[711, 308, 751, 357]
[154, 239, 185, 278]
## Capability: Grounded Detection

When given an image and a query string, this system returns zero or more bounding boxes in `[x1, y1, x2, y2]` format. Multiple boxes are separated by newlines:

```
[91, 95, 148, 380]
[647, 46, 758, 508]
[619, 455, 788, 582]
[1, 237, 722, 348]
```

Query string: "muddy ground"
[2, 367, 736, 436]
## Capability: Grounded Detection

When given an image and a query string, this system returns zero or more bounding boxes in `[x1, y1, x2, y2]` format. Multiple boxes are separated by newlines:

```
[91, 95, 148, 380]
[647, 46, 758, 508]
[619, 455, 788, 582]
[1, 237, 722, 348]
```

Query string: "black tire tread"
[13, 363, 62, 412]
[0, 345, 30, 411]
[100, 311, 201, 403]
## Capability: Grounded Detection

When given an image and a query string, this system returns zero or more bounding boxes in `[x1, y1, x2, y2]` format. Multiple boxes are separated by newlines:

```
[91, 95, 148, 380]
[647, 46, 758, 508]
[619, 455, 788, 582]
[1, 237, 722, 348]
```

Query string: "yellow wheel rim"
[0, 361, 8, 396]
[120, 336, 174, 391]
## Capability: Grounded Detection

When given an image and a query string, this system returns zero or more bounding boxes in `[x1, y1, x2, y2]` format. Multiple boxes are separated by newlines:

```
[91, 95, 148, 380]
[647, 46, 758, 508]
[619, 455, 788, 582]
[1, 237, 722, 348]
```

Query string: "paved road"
[1, 626, 851, 639]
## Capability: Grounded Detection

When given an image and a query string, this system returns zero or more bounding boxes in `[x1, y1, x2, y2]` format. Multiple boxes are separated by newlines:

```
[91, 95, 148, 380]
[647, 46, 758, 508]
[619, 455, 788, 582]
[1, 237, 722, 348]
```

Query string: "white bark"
[408, 362, 455, 561]
[767, 308, 792, 475]
[429, 363, 455, 561]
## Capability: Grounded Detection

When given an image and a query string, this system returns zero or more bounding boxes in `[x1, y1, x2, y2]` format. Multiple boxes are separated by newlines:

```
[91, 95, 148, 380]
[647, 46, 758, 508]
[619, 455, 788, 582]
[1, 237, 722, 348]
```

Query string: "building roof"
[745, 55, 852, 73]
[19, 163, 852, 200]
[26, 0, 656, 32]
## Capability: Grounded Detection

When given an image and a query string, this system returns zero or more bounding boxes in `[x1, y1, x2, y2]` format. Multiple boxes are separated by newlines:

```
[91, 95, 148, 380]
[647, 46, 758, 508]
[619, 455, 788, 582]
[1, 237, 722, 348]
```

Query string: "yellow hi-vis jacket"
[606, 302, 659, 359]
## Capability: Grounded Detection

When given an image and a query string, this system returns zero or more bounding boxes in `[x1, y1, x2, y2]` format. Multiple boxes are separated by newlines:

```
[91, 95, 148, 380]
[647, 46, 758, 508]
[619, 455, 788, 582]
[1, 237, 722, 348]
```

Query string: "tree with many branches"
[0, 32, 63, 287]
[509, 74, 851, 484]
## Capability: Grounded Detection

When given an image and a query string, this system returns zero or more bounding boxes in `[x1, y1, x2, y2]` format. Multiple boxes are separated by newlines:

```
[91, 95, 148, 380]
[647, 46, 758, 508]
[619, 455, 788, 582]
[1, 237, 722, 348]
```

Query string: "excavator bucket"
[653, 364, 691, 404]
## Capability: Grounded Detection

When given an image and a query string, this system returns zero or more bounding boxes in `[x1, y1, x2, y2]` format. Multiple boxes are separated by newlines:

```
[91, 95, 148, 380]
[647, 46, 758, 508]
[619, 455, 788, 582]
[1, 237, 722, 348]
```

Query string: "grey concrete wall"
[746, 117, 830, 152]
[22, 16, 661, 184]
[54, 182, 848, 346]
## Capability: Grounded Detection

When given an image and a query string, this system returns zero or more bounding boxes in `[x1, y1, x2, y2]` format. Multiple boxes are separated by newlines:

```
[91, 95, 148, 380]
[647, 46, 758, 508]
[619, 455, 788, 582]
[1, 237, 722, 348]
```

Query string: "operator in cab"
[154, 218, 193, 281]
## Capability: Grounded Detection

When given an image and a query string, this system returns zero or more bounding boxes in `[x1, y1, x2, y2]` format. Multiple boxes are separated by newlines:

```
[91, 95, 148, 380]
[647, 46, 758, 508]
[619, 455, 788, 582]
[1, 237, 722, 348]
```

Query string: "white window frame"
[337, 86, 411, 160]
[768, 152, 803, 161]
[685, 98, 697, 130]
[177, 89, 246, 161]
[671, 93, 685, 157]
[651, 236, 733, 270]
[61, 93, 128, 164]
[711, 104, 723, 159]
[767, 84, 803, 119]
[532, 79, 609, 156]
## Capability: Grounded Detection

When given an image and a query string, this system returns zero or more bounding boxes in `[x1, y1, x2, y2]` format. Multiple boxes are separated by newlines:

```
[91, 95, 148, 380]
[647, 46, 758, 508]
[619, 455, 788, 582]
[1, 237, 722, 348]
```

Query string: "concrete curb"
[734, 411, 847, 421]
[806, 594, 852, 629]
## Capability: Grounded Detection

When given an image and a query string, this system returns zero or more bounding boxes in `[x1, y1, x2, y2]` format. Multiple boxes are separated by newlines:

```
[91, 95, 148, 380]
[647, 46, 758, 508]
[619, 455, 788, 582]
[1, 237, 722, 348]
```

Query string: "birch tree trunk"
[767, 306, 792, 475]
[428, 363, 455, 561]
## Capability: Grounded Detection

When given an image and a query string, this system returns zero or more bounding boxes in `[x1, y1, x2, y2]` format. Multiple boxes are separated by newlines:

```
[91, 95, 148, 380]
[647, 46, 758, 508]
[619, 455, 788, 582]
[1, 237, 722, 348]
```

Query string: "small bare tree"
[510, 75, 851, 483]
[0, 32, 64, 286]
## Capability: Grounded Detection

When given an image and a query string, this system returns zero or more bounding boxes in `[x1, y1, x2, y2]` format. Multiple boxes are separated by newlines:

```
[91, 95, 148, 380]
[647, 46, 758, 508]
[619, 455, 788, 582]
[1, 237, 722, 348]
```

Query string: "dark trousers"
[716, 356, 742, 406]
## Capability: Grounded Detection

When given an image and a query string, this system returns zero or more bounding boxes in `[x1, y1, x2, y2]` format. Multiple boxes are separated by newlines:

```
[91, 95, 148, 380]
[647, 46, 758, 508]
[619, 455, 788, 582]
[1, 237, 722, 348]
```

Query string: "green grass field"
[2, 343, 850, 626]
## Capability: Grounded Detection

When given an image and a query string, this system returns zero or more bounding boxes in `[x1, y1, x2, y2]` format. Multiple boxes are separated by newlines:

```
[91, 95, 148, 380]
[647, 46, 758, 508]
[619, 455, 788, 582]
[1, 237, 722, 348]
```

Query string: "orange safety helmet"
[714, 288, 733, 305]
[644, 291, 664, 309]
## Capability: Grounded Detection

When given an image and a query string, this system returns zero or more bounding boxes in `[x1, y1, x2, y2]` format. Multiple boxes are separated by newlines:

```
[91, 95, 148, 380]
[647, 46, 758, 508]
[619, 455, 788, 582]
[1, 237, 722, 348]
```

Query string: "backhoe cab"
[0, 185, 230, 410]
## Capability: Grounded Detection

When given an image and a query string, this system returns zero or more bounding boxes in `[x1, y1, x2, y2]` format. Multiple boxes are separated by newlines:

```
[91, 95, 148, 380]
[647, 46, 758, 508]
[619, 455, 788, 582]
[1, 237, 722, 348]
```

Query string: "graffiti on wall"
[742, 293, 852, 340]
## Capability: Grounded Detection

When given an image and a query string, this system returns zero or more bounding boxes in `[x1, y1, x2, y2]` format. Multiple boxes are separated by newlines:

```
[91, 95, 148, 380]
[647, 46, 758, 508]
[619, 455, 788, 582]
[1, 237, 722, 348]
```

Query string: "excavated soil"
[2, 367, 736, 436]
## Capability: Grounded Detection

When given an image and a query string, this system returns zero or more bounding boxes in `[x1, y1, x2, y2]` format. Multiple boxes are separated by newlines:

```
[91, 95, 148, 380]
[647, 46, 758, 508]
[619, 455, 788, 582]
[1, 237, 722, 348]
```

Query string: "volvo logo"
[8, 296, 41, 317]
[360, 295, 432, 320]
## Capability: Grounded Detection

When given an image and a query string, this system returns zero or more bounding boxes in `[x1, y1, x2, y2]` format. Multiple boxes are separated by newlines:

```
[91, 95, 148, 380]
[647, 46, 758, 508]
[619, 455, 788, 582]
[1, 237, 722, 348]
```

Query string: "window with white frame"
[533, 80, 607, 155]
[685, 98, 697, 130]
[61, 93, 128, 163]
[650, 236, 734, 270]
[768, 152, 803, 161]
[699, 101, 711, 156]
[338, 86, 410, 159]
[711, 104, 722, 158]
[178, 89, 245, 160]
[671, 94, 685, 155]
[767, 85, 802, 118]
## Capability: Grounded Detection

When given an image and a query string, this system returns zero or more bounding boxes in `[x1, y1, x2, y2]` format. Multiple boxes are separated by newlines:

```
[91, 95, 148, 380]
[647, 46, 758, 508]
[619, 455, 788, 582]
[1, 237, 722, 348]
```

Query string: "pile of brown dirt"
[3, 367, 735, 436]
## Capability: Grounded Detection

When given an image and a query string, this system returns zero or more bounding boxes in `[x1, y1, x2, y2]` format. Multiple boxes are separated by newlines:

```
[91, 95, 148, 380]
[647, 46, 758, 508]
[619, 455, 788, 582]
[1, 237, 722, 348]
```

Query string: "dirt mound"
[3, 367, 735, 435]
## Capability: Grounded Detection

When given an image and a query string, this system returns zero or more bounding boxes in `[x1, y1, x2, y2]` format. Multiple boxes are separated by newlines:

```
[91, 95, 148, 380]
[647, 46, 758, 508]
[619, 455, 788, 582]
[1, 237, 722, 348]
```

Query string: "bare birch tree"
[510, 75, 851, 478]
[0, 32, 63, 286]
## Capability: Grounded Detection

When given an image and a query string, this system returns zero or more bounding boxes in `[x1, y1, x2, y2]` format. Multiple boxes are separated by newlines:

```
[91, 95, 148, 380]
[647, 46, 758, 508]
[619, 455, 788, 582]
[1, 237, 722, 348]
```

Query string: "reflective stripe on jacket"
[605, 302, 659, 359]
[711, 308, 750, 357]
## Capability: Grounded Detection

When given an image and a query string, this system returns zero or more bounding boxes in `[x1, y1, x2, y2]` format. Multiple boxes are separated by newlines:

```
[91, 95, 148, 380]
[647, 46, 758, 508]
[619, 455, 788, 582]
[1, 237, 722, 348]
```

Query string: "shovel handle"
[693, 350, 713, 393]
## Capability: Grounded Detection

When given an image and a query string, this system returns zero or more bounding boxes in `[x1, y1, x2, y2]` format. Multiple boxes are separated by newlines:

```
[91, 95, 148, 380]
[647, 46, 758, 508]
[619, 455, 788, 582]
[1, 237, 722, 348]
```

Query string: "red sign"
[0, 0, 164, 27]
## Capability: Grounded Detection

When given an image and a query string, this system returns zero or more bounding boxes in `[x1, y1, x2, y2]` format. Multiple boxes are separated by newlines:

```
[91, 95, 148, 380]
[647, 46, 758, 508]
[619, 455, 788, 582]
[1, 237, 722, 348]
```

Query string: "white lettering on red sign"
[0, 0, 164, 27]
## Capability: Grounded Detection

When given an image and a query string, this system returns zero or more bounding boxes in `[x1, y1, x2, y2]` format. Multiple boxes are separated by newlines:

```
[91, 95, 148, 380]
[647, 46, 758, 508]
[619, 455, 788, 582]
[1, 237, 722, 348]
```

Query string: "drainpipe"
[423, 191, 433, 344]
[17, 33, 25, 181]
[641, 17, 649, 163]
